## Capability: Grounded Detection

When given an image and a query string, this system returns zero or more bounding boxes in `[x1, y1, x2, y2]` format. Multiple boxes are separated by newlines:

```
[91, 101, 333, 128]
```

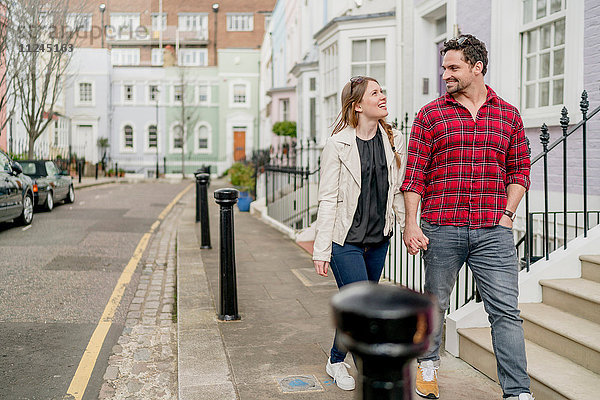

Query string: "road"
[0, 180, 189, 400]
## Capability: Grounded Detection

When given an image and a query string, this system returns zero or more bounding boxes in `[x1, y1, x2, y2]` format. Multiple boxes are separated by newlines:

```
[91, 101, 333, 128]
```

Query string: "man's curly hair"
[441, 34, 488, 76]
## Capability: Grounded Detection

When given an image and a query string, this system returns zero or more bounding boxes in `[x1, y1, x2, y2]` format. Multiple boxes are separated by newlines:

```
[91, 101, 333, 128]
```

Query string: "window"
[152, 48, 164, 66]
[196, 124, 210, 151]
[148, 125, 157, 149]
[178, 13, 208, 38]
[264, 14, 272, 32]
[151, 13, 167, 32]
[149, 85, 159, 102]
[109, 13, 140, 40]
[178, 48, 208, 66]
[78, 82, 93, 103]
[173, 85, 183, 102]
[309, 77, 316, 91]
[198, 85, 209, 103]
[322, 42, 338, 96]
[227, 13, 254, 31]
[67, 13, 92, 31]
[123, 84, 134, 102]
[54, 120, 59, 146]
[111, 49, 140, 66]
[351, 38, 386, 86]
[123, 125, 134, 149]
[172, 124, 184, 151]
[280, 99, 289, 121]
[233, 84, 247, 104]
[521, 0, 566, 109]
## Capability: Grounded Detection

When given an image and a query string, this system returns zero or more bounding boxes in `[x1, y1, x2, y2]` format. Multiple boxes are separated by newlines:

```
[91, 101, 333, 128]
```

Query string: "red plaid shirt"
[401, 86, 531, 228]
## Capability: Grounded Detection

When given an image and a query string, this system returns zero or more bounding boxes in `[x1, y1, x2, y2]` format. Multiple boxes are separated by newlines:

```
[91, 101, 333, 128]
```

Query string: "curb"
[176, 194, 236, 400]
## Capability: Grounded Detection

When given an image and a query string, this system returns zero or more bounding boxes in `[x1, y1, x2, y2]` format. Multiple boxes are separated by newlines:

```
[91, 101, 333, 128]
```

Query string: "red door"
[233, 130, 246, 161]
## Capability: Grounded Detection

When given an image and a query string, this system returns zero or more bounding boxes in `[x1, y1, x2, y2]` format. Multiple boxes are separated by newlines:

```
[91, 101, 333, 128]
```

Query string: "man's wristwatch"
[503, 209, 516, 221]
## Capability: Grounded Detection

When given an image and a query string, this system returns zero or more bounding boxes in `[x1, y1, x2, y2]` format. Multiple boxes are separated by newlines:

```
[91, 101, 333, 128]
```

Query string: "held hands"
[314, 260, 329, 277]
[403, 222, 430, 255]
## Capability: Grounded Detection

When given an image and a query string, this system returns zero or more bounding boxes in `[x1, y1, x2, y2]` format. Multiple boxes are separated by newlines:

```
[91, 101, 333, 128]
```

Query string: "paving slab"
[176, 179, 503, 399]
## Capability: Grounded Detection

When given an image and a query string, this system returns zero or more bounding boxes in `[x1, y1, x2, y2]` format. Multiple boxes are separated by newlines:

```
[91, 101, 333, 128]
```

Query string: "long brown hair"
[331, 76, 401, 168]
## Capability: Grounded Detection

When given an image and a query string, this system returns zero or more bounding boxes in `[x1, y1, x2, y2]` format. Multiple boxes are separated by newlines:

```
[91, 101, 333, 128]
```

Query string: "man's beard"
[446, 79, 465, 94]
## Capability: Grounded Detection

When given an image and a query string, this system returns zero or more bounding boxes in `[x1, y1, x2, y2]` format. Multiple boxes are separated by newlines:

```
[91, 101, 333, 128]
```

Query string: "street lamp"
[212, 3, 219, 65]
[155, 88, 160, 179]
[99, 4, 106, 48]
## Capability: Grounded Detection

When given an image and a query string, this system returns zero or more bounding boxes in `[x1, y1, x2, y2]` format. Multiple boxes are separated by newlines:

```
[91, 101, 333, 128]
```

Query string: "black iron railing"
[519, 91, 600, 270]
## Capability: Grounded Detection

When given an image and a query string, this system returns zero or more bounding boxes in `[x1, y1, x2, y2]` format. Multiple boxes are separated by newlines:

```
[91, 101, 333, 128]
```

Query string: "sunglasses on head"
[350, 76, 366, 93]
[444, 36, 470, 47]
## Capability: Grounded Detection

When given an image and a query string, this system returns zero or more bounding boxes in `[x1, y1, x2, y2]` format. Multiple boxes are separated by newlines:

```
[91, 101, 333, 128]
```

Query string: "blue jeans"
[418, 220, 530, 398]
[329, 240, 389, 364]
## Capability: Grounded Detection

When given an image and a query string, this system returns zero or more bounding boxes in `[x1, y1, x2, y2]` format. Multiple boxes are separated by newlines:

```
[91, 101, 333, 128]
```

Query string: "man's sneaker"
[506, 394, 535, 400]
[326, 357, 355, 391]
[415, 360, 439, 399]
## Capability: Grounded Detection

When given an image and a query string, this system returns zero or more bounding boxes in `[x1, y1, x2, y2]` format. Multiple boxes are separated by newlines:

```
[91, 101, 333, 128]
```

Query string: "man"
[401, 34, 533, 400]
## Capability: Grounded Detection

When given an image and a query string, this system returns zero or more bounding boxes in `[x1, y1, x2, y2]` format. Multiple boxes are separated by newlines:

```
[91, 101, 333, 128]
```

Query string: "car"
[0, 149, 34, 225]
[18, 159, 75, 211]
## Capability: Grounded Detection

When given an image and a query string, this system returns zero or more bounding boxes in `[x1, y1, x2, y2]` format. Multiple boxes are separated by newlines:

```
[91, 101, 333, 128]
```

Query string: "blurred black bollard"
[115, 162, 118, 179]
[195, 172, 211, 249]
[78, 161, 82, 183]
[95, 163, 98, 180]
[331, 282, 435, 400]
[214, 188, 240, 321]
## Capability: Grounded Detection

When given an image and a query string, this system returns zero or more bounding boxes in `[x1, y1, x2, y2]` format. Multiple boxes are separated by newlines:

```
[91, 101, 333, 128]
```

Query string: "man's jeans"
[329, 240, 389, 363]
[418, 220, 530, 398]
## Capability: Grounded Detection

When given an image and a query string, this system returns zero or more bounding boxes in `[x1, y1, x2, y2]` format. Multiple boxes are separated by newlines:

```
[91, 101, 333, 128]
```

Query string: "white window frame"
[194, 122, 212, 154]
[279, 98, 289, 121]
[229, 80, 250, 108]
[226, 13, 254, 31]
[109, 13, 141, 40]
[151, 48, 164, 66]
[120, 122, 135, 153]
[178, 13, 208, 39]
[197, 84, 210, 104]
[75, 80, 95, 107]
[145, 122, 159, 153]
[111, 48, 140, 66]
[151, 12, 167, 32]
[170, 122, 185, 154]
[67, 13, 92, 32]
[148, 84, 160, 103]
[173, 84, 183, 104]
[350, 37, 387, 87]
[122, 83, 135, 104]
[516, 0, 584, 127]
[178, 48, 208, 66]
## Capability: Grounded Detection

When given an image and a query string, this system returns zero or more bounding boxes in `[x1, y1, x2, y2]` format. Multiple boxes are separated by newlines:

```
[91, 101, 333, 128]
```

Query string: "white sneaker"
[506, 394, 534, 400]
[326, 357, 355, 391]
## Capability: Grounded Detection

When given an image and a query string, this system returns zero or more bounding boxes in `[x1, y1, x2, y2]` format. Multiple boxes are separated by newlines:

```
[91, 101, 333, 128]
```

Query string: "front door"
[233, 128, 246, 161]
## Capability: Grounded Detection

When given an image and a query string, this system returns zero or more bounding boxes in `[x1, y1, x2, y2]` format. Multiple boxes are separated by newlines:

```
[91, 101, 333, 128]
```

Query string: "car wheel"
[45, 191, 54, 212]
[65, 185, 75, 203]
[17, 193, 33, 226]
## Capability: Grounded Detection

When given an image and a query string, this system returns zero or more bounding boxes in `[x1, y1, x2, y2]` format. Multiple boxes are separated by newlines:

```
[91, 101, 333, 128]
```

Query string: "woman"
[312, 76, 407, 391]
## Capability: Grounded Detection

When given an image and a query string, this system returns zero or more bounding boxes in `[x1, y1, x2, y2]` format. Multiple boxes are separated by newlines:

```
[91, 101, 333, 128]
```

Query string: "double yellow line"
[66, 183, 192, 400]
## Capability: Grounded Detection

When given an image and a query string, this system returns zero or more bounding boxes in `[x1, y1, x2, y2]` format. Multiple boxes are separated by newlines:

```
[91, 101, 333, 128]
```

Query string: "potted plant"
[227, 162, 255, 212]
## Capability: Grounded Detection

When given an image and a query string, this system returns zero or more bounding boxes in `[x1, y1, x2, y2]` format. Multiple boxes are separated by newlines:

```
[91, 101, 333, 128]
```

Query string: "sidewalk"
[177, 179, 503, 399]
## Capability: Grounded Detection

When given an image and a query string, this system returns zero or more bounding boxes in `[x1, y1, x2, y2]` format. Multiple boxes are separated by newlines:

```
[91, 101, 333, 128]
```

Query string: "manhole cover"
[278, 375, 323, 393]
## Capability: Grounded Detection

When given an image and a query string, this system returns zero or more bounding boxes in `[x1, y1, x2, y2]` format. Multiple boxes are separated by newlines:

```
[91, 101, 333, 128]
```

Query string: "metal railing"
[519, 90, 600, 270]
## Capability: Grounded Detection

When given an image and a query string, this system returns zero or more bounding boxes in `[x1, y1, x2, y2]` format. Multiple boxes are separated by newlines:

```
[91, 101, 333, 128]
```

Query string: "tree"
[175, 66, 200, 178]
[8, 0, 85, 158]
[0, 1, 24, 139]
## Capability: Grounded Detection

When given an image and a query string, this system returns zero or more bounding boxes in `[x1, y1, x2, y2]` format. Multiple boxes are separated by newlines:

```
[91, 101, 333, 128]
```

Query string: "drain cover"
[278, 375, 323, 393]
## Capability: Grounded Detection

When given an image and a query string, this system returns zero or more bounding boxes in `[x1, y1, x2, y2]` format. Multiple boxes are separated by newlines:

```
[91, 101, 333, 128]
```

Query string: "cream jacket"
[312, 125, 407, 262]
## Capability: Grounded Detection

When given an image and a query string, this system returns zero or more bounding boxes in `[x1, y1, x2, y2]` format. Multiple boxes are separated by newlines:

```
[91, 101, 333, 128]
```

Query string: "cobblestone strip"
[98, 203, 183, 400]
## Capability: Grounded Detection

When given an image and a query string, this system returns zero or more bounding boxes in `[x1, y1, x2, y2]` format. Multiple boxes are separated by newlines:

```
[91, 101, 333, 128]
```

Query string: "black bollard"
[214, 188, 240, 321]
[115, 162, 118, 179]
[195, 172, 211, 249]
[95, 163, 98, 180]
[194, 169, 203, 223]
[78, 161, 82, 183]
[331, 282, 435, 400]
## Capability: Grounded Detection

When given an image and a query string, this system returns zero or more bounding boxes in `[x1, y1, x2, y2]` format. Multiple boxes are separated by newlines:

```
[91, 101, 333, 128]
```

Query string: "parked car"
[0, 150, 34, 225]
[18, 160, 75, 211]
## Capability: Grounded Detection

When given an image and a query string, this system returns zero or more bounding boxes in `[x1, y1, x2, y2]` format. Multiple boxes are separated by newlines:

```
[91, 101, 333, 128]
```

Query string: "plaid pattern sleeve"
[400, 109, 432, 196]
[401, 86, 531, 228]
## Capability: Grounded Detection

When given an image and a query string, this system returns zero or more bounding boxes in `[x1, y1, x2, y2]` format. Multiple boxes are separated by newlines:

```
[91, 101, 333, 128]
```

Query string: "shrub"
[228, 162, 255, 194]
[272, 121, 297, 137]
